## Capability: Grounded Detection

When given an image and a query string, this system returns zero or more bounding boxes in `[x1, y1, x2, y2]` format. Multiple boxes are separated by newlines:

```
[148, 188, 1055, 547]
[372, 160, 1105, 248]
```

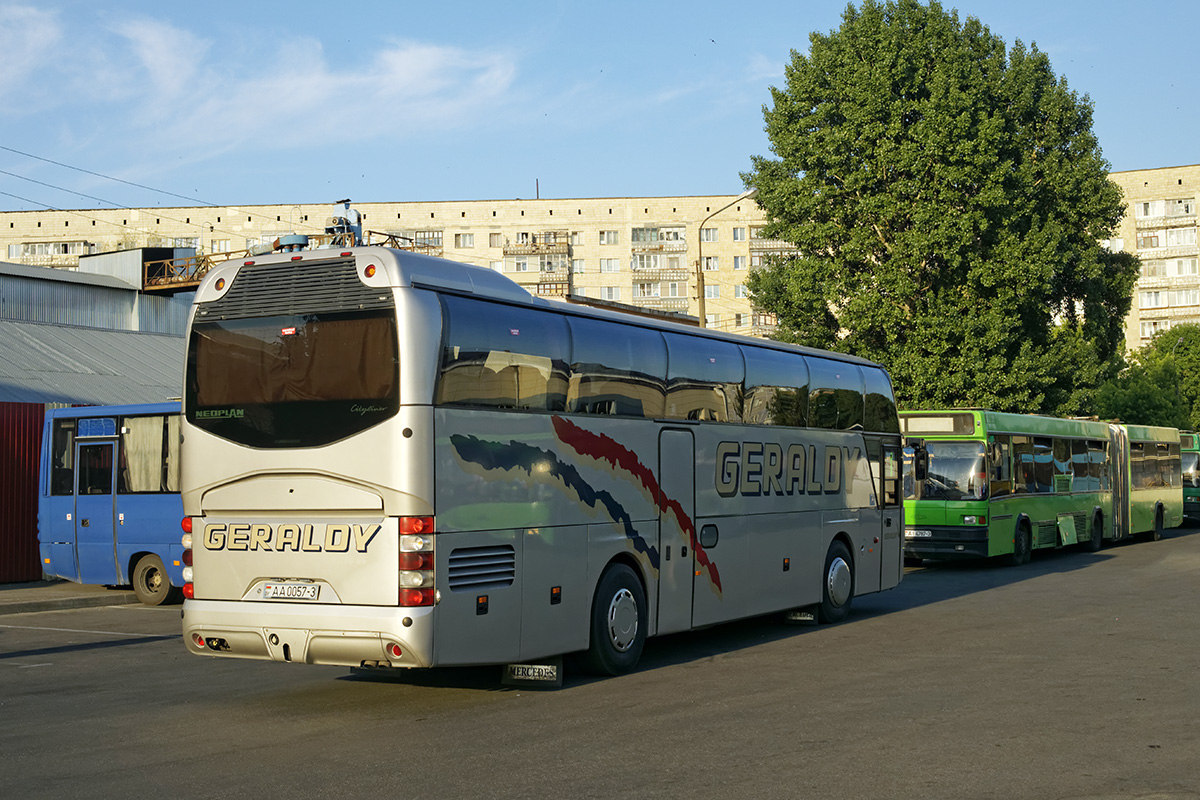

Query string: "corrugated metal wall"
[0, 272, 190, 334]
[0, 402, 45, 583]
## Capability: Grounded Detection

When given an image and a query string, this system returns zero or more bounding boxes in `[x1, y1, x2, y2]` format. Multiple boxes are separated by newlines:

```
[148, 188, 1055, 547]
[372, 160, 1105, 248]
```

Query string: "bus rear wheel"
[1148, 508, 1164, 542]
[818, 541, 854, 624]
[583, 563, 646, 676]
[1084, 513, 1103, 552]
[132, 554, 177, 606]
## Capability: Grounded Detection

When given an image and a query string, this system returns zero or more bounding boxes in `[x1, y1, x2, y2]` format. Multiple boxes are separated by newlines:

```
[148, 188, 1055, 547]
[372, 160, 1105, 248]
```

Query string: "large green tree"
[1095, 325, 1200, 429]
[743, 0, 1139, 415]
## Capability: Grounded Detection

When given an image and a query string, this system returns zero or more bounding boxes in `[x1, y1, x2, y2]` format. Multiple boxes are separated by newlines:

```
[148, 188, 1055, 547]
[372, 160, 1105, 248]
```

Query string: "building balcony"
[629, 296, 690, 312]
[630, 241, 688, 254]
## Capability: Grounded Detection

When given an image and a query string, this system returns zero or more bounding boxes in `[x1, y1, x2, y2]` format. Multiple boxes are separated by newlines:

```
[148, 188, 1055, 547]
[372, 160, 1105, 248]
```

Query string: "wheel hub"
[827, 557, 852, 607]
[607, 588, 638, 652]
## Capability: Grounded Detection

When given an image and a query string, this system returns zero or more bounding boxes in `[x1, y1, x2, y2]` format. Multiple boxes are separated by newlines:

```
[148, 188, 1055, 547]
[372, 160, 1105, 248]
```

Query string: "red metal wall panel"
[0, 402, 46, 583]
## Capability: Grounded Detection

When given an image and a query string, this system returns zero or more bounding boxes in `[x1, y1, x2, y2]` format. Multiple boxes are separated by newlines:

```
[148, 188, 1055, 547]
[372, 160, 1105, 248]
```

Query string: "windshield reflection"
[906, 440, 987, 501]
[1183, 452, 1199, 488]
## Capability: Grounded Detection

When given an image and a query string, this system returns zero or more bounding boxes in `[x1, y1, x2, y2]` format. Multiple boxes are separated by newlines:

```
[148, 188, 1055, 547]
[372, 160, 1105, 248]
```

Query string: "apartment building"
[0, 194, 786, 336]
[1107, 164, 1200, 351]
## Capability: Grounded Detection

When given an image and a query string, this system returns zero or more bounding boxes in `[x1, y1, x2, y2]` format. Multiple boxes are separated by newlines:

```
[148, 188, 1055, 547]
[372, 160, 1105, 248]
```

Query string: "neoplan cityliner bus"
[901, 410, 1182, 565]
[180, 246, 904, 678]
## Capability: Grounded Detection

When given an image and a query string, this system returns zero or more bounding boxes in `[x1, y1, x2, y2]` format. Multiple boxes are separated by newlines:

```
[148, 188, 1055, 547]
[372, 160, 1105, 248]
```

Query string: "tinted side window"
[808, 358, 864, 430]
[567, 317, 666, 418]
[50, 419, 75, 496]
[742, 347, 808, 427]
[437, 296, 569, 411]
[664, 333, 743, 422]
[1033, 437, 1054, 492]
[863, 367, 900, 433]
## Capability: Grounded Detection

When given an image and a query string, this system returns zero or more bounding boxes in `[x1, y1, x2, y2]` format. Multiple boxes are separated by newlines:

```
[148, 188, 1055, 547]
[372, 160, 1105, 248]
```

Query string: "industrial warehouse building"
[0, 255, 188, 582]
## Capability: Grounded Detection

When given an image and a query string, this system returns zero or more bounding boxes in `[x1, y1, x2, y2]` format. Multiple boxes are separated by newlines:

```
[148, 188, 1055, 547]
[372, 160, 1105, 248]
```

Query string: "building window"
[600, 258, 620, 273]
[750, 255, 765, 268]
[633, 282, 661, 298]
[601, 286, 621, 301]
[7, 244, 19, 258]
[1141, 320, 1170, 338]
[490, 261, 504, 273]
[735, 313, 746, 327]
[667, 256, 682, 270]
[1137, 232, 1161, 249]
[454, 233, 474, 248]
[667, 282, 682, 297]
[1142, 261, 1166, 278]
[599, 230, 619, 245]
[416, 230, 442, 247]
[513, 257, 529, 272]
[1174, 258, 1198, 276]
[700, 227, 718, 242]
[211, 239, 231, 253]
[572, 259, 585, 273]
[539, 255, 561, 272]
[735, 284, 748, 298]
[489, 233, 503, 247]
[733, 256, 746, 271]
[631, 227, 659, 243]
[1140, 291, 1165, 309]
[702, 256, 719, 271]
[705, 314, 718, 327]
[705, 285, 720, 299]
[632, 253, 659, 271]
[1168, 198, 1195, 217]
[1136, 200, 1166, 218]
[1170, 289, 1200, 307]
[570, 231, 583, 245]
[1166, 227, 1197, 247]
[732, 227, 746, 241]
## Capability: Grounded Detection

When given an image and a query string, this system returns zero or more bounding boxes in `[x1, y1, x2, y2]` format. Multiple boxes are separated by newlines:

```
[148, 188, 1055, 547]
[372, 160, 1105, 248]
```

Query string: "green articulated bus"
[1181, 432, 1200, 523]
[900, 410, 1183, 565]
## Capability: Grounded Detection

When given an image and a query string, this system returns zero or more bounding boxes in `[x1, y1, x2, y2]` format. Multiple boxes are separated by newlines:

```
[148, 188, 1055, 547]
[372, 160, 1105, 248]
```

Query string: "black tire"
[1006, 523, 1032, 567]
[1149, 508, 1164, 542]
[1084, 513, 1103, 552]
[131, 554, 177, 606]
[903, 555, 924, 568]
[583, 563, 647, 676]
[818, 540, 854, 624]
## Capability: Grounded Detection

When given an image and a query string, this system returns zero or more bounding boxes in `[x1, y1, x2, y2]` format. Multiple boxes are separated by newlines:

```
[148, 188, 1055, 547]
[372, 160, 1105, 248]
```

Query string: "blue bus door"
[74, 441, 120, 585]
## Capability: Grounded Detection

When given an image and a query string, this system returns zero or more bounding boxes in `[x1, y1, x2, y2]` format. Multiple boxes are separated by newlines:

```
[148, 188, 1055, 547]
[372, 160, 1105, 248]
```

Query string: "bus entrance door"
[656, 429, 695, 636]
[74, 442, 120, 585]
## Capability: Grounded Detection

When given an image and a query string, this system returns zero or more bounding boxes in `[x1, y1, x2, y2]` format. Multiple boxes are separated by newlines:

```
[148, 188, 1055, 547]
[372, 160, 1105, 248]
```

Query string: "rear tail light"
[399, 517, 435, 607]
[182, 526, 194, 599]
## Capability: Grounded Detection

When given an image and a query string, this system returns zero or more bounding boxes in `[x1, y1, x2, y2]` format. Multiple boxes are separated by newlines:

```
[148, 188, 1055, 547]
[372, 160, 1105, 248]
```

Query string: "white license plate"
[905, 529, 933, 538]
[262, 582, 320, 600]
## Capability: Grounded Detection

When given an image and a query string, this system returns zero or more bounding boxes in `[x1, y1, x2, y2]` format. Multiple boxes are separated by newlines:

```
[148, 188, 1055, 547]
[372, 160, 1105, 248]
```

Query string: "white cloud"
[0, 5, 63, 103]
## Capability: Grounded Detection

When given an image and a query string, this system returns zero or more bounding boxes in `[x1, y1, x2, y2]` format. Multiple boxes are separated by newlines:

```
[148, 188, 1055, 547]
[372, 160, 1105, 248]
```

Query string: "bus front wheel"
[818, 541, 854, 624]
[583, 563, 647, 676]
[1148, 508, 1164, 542]
[132, 554, 176, 606]
[1007, 523, 1031, 567]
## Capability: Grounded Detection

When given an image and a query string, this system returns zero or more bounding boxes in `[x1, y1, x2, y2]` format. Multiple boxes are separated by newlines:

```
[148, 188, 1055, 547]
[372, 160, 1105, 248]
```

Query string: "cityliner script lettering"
[715, 442, 861, 498]
[202, 523, 381, 553]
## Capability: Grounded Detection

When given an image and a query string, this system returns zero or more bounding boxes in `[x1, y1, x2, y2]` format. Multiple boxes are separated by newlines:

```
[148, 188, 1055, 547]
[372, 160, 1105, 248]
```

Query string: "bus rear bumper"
[182, 598, 434, 669]
[903, 526, 989, 560]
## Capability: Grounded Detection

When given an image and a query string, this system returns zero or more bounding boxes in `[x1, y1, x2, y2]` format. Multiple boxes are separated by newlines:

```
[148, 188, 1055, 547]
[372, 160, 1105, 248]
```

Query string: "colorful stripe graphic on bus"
[551, 417, 722, 594]
[449, 432, 662, 573]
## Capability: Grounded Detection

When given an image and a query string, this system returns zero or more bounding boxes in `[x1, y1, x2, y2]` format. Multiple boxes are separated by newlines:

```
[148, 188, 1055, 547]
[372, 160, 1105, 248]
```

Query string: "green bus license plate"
[263, 583, 320, 600]
[905, 529, 933, 538]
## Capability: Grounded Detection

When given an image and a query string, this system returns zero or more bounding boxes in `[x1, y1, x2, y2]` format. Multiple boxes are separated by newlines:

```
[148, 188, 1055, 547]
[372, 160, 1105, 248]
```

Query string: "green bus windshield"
[906, 440, 987, 502]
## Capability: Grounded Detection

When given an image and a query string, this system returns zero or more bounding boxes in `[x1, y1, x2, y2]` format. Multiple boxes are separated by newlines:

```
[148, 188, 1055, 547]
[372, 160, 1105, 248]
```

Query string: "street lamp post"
[696, 188, 758, 327]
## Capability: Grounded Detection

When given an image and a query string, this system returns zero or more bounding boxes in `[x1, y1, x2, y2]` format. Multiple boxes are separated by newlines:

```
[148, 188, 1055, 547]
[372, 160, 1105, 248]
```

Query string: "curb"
[0, 589, 143, 617]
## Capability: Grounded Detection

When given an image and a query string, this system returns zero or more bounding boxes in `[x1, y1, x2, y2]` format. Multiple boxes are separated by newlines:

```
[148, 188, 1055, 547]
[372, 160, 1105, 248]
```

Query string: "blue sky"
[0, 0, 1195, 210]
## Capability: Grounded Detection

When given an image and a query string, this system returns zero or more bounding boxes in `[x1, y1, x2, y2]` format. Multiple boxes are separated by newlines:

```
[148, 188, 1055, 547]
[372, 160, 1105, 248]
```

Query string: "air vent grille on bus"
[447, 545, 516, 591]
[199, 258, 394, 320]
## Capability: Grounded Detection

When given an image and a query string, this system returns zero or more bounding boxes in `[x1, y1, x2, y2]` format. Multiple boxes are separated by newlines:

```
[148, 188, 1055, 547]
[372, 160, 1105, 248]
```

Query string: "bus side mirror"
[905, 439, 928, 482]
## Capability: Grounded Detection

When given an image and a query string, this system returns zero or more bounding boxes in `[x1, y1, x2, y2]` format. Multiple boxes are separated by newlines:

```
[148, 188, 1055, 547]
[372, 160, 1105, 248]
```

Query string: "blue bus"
[37, 402, 185, 605]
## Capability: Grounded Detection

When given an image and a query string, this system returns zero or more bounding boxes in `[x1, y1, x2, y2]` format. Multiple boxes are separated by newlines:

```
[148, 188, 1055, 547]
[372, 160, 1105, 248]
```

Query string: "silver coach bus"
[180, 247, 903, 677]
